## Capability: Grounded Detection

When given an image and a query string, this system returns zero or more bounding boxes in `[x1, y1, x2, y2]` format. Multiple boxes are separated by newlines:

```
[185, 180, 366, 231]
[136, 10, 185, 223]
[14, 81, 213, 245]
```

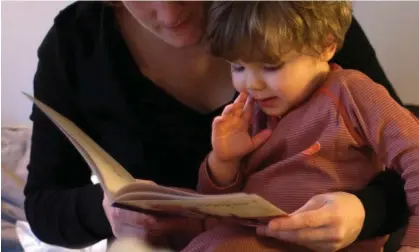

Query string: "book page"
[113, 181, 203, 200]
[23, 93, 135, 197]
[115, 194, 287, 218]
[113, 192, 200, 201]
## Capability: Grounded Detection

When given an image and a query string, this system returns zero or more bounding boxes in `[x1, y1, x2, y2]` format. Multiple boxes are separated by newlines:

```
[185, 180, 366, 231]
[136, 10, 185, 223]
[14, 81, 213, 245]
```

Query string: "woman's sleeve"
[332, 17, 403, 105]
[354, 170, 409, 240]
[23, 23, 113, 248]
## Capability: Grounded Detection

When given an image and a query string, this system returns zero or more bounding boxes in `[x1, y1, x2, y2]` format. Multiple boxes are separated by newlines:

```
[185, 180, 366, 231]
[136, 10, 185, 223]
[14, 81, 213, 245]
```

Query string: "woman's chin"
[161, 25, 205, 48]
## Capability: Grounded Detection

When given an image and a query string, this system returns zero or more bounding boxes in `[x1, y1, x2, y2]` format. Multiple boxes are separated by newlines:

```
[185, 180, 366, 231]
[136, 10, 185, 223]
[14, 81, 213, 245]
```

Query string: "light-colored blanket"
[0, 126, 165, 252]
[2, 125, 31, 251]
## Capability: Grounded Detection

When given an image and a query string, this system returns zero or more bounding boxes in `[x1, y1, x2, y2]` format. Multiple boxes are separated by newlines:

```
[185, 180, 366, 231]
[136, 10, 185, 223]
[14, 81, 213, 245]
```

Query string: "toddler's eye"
[263, 63, 283, 72]
[231, 64, 245, 72]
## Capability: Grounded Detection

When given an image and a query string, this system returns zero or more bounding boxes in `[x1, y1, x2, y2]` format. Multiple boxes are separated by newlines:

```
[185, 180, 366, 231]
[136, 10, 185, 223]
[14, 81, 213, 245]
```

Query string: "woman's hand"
[102, 180, 204, 249]
[256, 192, 365, 252]
[103, 195, 155, 237]
[398, 246, 419, 252]
[102, 180, 159, 238]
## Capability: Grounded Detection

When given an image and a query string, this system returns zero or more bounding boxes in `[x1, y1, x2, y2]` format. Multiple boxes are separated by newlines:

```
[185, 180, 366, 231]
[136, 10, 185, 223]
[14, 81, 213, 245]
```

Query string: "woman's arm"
[354, 170, 409, 240]
[25, 18, 205, 250]
[24, 24, 113, 248]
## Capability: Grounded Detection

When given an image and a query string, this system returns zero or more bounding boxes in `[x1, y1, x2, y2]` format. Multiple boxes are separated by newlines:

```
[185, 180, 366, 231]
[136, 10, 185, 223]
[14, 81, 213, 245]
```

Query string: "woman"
[24, 2, 409, 251]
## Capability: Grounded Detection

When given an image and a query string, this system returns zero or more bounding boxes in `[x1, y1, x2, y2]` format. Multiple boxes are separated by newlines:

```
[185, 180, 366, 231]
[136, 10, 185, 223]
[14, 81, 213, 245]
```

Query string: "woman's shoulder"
[53, 1, 105, 33]
[43, 2, 113, 58]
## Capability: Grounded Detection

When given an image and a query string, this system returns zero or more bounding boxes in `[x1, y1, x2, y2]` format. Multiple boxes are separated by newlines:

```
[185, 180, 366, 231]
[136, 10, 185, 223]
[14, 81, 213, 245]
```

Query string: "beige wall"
[1, 1, 419, 125]
[354, 1, 419, 105]
[2, 1, 73, 125]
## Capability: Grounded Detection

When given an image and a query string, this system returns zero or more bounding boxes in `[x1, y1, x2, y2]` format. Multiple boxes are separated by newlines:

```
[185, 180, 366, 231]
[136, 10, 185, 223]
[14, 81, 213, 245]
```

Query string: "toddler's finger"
[233, 102, 246, 117]
[222, 104, 236, 116]
[234, 92, 248, 104]
[212, 116, 225, 126]
[242, 96, 254, 120]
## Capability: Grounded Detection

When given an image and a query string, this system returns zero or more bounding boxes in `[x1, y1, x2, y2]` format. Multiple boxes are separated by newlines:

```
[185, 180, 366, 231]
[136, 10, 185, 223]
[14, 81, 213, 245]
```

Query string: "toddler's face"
[229, 52, 330, 117]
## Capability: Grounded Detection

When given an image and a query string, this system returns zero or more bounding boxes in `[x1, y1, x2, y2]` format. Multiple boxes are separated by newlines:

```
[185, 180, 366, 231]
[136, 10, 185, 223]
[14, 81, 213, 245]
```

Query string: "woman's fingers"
[111, 207, 157, 229]
[398, 246, 419, 252]
[258, 226, 341, 243]
[257, 192, 366, 252]
[267, 209, 333, 231]
[257, 224, 347, 252]
[291, 194, 329, 215]
[267, 196, 332, 231]
[113, 222, 147, 237]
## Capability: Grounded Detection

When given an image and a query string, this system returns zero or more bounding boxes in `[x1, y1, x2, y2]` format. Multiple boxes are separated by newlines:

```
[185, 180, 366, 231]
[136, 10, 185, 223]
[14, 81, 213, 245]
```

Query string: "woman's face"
[122, 1, 207, 48]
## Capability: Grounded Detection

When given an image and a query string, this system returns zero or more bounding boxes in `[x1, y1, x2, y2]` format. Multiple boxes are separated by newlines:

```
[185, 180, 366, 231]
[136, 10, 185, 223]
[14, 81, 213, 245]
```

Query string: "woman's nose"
[155, 2, 187, 27]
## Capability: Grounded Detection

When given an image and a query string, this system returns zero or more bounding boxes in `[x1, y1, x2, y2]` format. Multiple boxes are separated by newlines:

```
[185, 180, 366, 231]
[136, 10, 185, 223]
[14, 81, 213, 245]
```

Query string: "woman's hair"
[206, 1, 352, 62]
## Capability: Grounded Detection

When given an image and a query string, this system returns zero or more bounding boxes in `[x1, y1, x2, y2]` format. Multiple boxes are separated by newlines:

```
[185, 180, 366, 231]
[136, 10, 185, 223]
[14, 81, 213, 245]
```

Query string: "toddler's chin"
[261, 106, 289, 118]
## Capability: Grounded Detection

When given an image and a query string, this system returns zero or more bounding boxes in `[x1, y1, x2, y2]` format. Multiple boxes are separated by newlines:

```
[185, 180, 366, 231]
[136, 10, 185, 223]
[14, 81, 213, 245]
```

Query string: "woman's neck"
[117, 7, 229, 85]
[115, 7, 235, 113]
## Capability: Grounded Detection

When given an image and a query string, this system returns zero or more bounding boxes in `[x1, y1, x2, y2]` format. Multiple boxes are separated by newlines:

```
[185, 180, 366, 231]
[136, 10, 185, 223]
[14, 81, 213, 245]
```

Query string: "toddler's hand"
[211, 92, 271, 162]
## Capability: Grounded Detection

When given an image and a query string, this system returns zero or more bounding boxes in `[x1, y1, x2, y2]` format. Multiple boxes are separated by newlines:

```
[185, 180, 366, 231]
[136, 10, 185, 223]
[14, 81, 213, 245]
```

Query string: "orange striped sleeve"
[196, 155, 244, 195]
[339, 70, 419, 248]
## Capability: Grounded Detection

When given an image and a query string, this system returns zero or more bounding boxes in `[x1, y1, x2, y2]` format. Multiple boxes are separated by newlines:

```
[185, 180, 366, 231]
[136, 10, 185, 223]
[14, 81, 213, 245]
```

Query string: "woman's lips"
[165, 13, 192, 30]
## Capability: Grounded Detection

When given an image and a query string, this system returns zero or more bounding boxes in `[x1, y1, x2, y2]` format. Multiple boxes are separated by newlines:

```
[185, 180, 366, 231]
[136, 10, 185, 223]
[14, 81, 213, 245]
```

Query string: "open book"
[23, 93, 287, 225]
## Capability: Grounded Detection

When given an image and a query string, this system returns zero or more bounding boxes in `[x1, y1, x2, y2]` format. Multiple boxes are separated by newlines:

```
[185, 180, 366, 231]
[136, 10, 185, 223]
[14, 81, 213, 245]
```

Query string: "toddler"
[183, 1, 419, 252]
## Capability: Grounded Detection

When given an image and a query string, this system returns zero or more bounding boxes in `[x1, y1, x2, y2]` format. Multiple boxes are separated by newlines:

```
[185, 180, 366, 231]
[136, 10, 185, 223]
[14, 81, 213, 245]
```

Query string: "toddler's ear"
[320, 35, 337, 62]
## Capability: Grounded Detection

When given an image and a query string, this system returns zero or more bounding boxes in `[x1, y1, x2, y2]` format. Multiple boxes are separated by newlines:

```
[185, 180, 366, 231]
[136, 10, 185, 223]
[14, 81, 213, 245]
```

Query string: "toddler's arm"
[342, 71, 419, 248]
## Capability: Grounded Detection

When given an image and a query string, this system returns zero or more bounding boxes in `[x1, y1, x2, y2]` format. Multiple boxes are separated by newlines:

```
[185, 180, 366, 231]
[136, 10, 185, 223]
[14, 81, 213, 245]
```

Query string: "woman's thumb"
[291, 194, 328, 215]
